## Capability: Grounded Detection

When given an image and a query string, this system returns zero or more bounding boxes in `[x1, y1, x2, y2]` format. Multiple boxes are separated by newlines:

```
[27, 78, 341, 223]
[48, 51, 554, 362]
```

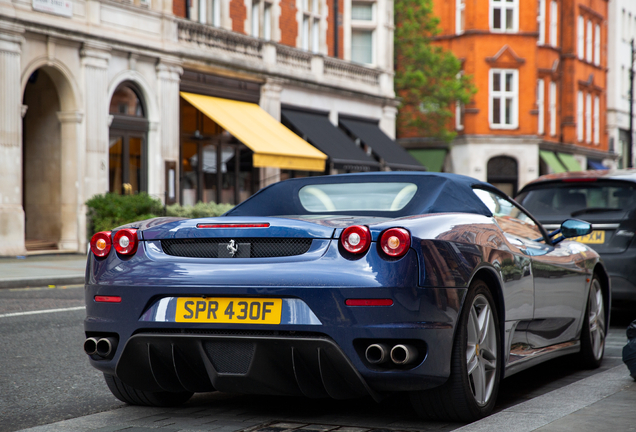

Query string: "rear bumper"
[85, 283, 466, 396]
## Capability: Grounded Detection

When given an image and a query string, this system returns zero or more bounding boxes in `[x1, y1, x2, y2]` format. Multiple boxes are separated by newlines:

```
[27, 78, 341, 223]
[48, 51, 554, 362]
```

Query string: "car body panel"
[85, 172, 608, 400]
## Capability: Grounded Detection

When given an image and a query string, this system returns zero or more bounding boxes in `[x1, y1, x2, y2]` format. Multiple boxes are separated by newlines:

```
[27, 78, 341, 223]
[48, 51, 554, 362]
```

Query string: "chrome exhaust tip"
[365, 343, 390, 364]
[83, 337, 98, 356]
[390, 344, 418, 365]
[96, 337, 117, 358]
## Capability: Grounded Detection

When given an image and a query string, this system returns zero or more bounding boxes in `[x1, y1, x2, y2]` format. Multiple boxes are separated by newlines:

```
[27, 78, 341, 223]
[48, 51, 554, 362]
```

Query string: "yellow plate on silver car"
[573, 230, 605, 244]
[175, 297, 282, 324]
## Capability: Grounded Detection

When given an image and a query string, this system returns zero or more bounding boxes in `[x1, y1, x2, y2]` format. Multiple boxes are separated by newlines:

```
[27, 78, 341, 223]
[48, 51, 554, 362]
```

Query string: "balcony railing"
[176, 19, 386, 93]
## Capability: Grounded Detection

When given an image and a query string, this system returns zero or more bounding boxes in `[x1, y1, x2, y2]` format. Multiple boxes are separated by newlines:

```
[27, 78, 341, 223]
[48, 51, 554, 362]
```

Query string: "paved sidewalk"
[0, 253, 87, 289]
[15, 365, 636, 432]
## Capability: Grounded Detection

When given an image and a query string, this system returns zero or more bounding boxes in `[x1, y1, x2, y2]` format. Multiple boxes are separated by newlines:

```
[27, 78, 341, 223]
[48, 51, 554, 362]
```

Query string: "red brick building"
[399, 0, 613, 194]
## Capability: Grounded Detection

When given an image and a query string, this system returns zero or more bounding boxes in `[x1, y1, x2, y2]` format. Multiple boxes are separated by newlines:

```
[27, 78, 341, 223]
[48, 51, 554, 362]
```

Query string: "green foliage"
[394, 0, 476, 142]
[86, 193, 163, 235]
[165, 201, 234, 218]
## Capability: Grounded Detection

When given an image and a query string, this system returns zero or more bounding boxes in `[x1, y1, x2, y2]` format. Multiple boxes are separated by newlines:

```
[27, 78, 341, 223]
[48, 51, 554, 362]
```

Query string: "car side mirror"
[561, 219, 593, 238]
[548, 219, 592, 244]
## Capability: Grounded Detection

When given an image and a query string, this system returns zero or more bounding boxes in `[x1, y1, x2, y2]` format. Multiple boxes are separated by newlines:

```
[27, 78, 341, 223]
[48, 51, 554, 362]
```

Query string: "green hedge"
[166, 201, 234, 219]
[86, 193, 234, 236]
[86, 193, 163, 234]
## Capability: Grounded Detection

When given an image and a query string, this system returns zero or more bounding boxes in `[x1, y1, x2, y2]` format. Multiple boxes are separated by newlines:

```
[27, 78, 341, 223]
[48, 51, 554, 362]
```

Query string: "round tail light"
[113, 229, 139, 256]
[341, 225, 371, 255]
[379, 228, 410, 258]
[90, 231, 112, 258]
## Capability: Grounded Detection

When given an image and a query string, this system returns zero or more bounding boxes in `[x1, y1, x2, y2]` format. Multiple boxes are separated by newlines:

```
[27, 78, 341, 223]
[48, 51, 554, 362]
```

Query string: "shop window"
[486, 156, 518, 196]
[180, 98, 255, 205]
[351, 1, 375, 65]
[491, 0, 517, 32]
[490, 69, 518, 129]
[108, 83, 148, 195]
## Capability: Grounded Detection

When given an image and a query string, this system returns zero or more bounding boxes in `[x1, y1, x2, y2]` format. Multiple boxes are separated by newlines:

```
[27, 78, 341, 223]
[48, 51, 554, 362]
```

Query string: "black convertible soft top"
[225, 172, 494, 218]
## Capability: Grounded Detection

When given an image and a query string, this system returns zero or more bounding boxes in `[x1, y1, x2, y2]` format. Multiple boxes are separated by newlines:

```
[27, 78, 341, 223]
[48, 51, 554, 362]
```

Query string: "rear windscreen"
[516, 182, 636, 220]
[298, 182, 417, 212]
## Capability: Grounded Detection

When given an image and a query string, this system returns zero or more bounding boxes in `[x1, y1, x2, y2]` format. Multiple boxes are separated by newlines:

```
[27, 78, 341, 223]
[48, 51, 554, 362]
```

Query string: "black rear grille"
[161, 238, 313, 258]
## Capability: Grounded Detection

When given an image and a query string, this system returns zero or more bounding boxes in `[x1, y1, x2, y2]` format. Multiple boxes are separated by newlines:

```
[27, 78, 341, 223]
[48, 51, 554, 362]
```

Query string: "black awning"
[282, 109, 381, 172]
[339, 117, 425, 171]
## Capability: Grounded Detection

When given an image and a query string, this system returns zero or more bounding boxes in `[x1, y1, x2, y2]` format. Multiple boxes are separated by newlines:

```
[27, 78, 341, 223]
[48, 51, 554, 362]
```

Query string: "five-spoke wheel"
[579, 276, 606, 368]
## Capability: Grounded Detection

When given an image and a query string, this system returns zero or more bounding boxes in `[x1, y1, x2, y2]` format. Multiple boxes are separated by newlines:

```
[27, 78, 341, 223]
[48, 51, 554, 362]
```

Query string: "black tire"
[410, 280, 501, 422]
[578, 276, 606, 369]
[104, 373, 194, 407]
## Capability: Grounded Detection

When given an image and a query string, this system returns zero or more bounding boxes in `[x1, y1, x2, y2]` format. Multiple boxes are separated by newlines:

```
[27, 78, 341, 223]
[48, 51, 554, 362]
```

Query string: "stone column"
[259, 79, 283, 188]
[57, 110, 85, 251]
[379, 103, 398, 139]
[81, 42, 110, 202]
[156, 58, 182, 202]
[0, 22, 25, 255]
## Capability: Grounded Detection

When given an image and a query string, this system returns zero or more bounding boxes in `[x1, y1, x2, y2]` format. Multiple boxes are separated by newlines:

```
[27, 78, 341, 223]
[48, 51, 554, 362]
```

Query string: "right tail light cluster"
[340, 225, 411, 259]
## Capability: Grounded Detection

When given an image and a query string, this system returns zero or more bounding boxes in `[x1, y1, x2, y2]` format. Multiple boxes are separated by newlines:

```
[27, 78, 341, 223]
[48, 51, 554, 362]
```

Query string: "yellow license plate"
[175, 297, 282, 324]
[574, 230, 605, 244]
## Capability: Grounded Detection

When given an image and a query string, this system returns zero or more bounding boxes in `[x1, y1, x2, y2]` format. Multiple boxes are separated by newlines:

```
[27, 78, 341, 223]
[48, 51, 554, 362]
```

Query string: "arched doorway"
[22, 69, 62, 251]
[108, 82, 148, 194]
[487, 156, 518, 196]
[22, 65, 81, 253]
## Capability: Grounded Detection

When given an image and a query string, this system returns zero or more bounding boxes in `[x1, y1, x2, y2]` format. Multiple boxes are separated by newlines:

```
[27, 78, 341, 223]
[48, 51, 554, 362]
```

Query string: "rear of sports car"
[84, 215, 466, 404]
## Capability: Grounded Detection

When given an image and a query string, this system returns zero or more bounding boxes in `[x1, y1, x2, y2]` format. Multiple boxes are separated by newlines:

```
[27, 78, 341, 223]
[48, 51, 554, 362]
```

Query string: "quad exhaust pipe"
[365, 342, 419, 366]
[84, 337, 118, 358]
[390, 344, 418, 365]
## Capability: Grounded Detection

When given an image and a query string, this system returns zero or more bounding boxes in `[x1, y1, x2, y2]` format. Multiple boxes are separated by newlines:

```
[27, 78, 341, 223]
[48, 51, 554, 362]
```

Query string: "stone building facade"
[0, 0, 400, 256]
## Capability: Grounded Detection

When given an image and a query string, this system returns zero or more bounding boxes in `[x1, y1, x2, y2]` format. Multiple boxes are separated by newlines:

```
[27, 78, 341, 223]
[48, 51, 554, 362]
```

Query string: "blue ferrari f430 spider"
[84, 172, 609, 421]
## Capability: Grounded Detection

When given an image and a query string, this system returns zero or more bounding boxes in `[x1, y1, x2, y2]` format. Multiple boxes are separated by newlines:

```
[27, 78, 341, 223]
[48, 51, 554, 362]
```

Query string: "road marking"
[0, 306, 85, 318]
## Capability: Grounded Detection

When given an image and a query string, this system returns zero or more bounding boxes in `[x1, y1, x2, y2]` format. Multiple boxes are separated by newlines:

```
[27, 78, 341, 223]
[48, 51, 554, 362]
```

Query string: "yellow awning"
[180, 92, 327, 172]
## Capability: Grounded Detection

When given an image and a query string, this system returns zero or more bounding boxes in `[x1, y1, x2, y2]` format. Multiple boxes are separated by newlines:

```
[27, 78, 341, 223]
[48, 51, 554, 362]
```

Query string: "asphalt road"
[0, 285, 632, 432]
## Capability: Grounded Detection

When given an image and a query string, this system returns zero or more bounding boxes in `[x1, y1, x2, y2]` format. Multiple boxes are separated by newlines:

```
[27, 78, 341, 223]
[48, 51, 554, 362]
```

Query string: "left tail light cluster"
[90, 229, 138, 258]
[340, 225, 411, 259]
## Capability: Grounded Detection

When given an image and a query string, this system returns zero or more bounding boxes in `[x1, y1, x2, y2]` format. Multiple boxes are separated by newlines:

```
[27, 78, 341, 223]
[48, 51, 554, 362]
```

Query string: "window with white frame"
[586, 92, 592, 143]
[594, 23, 600, 66]
[491, 0, 517, 32]
[538, 0, 545, 44]
[549, 1, 557, 46]
[549, 81, 557, 136]
[351, 1, 375, 64]
[251, 0, 274, 40]
[301, 0, 321, 52]
[199, 0, 221, 26]
[490, 69, 518, 128]
[586, 20, 593, 62]
[577, 91, 584, 141]
[577, 16, 584, 59]
[593, 95, 600, 144]
[537, 79, 545, 135]
[456, 0, 466, 34]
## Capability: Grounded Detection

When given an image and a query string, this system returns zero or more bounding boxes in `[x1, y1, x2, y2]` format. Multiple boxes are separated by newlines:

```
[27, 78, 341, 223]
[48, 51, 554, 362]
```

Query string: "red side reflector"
[345, 299, 393, 306]
[197, 223, 270, 228]
[94, 296, 122, 303]
[562, 178, 597, 182]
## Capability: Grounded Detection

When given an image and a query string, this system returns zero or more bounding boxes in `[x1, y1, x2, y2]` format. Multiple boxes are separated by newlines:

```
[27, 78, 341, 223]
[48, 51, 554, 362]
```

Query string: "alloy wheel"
[587, 279, 605, 361]
[466, 294, 498, 406]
